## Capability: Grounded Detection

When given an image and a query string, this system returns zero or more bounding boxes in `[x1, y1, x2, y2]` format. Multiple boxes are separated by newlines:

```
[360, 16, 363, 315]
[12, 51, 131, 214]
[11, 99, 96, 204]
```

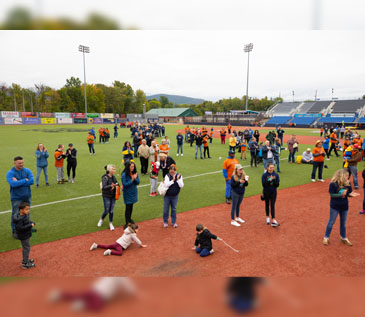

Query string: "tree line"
[0, 77, 284, 115]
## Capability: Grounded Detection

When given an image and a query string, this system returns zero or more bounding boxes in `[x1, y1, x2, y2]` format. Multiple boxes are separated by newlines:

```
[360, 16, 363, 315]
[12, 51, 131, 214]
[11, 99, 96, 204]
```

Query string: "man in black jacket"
[13, 202, 36, 269]
[66, 143, 77, 183]
[132, 132, 140, 158]
[195, 132, 204, 159]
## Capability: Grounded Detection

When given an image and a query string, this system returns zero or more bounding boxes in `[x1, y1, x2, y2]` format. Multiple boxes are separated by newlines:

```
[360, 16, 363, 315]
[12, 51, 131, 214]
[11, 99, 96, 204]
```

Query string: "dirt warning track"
[1, 179, 364, 277]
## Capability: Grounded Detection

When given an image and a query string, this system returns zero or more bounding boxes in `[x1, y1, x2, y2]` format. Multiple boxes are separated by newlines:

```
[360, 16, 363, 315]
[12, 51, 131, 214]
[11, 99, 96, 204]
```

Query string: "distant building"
[146, 108, 198, 123]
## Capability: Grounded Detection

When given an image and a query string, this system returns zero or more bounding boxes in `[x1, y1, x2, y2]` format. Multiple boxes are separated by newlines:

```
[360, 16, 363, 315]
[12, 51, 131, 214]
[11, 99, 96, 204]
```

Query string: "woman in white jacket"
[89, 223, 147, 256]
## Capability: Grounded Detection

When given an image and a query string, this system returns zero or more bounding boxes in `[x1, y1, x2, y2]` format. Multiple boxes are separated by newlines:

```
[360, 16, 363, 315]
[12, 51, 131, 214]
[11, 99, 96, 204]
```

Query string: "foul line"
[0, 157, 288, 215]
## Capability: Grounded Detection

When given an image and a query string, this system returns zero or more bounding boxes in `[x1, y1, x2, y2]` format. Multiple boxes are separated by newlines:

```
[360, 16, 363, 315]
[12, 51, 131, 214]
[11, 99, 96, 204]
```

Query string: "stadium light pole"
[292, 91, 295, 102]
[78, 45, 90, 115]
[244, 43, 253, 112]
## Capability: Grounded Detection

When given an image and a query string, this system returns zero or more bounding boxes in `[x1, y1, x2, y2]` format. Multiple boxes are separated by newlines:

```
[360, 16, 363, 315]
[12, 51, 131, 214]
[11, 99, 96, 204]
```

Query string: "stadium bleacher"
[289, 117, 317, 126]
[331, 100, 365, 113]
[297, 102, 315, 114]
[306, 101, 332, 113]
[318, 117, 355, 124]
[357, 117, 365, 123]
[265, 116, 291, 125]
[270, 102, 301, 116]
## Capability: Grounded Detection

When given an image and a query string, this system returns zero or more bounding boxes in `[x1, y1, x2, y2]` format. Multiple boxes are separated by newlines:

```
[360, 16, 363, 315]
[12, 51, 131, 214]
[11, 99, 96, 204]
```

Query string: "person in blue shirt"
[113, 124, 119, 139]
[176, 132, 184, 156]
[6, 156, 34, 238]
[323, 169, 359, 246]
[35, 143, 49, 187]
[90, 127, 96, 139]
[322, 135, 330, 160]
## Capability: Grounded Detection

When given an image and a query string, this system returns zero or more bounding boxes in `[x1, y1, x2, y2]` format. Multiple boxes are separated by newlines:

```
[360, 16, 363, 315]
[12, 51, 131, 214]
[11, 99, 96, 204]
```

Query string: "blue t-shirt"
[323, 139, 330, 150]
[176, 135, 184, 145]
[329, 182, 352, 211]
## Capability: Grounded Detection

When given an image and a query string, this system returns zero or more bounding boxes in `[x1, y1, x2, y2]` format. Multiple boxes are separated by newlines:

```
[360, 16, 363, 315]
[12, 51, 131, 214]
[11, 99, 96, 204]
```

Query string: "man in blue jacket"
[6, 156, 34, 238]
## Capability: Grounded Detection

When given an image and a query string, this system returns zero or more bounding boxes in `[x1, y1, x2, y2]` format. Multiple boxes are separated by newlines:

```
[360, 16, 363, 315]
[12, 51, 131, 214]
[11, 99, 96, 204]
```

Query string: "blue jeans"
[195, 145, 203, 158]
[177, 144, 183, 154]
[324, 207, 348, 238]
[36, 166, 48, 185]
[196, 247, 211, 257]
[101, 196, 116, 222]
[163, 195, 178, 224]
[225, 179, 232, 199]
[288, 148, 297, 162]
[88, 143, 95, 154]
[263, 158, 274, 169]
[231, 191, 244, 219]
[311, 161, 323, 180]
[11, 198, 31, 232]
[274, 156, 280, 172]
[134, 145, 139, 157]
[348, 165, 358, 188]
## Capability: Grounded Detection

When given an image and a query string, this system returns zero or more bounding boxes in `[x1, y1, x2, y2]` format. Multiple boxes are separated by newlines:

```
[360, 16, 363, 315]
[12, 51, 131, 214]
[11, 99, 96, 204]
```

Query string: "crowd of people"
[5, 121, 365, 269]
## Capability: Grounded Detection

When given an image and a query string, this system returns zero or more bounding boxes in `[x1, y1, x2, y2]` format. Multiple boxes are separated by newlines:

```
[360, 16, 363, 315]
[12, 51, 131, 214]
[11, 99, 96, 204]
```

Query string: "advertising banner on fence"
[39, 112, 54, 118]
[103, 118, 115, 124]
[20, 112, 37, 118]
[41, 118, 57, 124]
[100, 113, 114, 119]
[294, 113, 321, 118]
[1, 111, 19, 118]
[74, 118, 87, 124]
[86, 113, 99, 118]
[55, 112, 71, 118]
[71, 113, 85, 118]
[90, 118, 103, 124]
[58, 118, 73, 124]
[0, 118, 4, 124]
[5, 117, 22, 124]
[23, 118, 41, 124]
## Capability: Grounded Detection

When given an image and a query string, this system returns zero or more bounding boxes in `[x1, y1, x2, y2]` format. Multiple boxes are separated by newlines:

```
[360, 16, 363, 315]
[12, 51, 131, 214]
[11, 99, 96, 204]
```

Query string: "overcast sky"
[1, 30, 364, 102]
[1, 0, 365, 30]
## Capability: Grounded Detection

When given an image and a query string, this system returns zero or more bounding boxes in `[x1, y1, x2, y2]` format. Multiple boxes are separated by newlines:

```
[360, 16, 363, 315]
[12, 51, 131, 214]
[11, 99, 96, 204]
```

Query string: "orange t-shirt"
[98, 128, 103, 135]
[330, 132, 337, 143]
[159, 144, 169, 154]
[223, 158, 239, 179]
[54, 150, 65, 167]
[203, 136, 209, 147]
[312, 147, 325, 162]
[87, 135, 94, 144]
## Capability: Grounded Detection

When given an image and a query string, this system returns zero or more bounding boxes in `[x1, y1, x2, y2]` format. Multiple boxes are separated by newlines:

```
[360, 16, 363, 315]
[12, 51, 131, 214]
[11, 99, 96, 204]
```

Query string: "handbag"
[158, 181, 168, 196]
[115, 185, 121, 200]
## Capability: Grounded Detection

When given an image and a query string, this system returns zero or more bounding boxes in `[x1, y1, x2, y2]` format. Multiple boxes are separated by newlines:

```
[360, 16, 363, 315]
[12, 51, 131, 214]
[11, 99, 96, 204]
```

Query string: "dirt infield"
[177, 128, 322, 145]
[1, 178, 365, 277]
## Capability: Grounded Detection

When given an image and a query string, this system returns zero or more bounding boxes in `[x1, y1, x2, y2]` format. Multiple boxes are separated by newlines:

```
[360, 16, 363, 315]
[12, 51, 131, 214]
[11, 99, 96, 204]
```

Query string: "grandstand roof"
[146, 108, 198, 117]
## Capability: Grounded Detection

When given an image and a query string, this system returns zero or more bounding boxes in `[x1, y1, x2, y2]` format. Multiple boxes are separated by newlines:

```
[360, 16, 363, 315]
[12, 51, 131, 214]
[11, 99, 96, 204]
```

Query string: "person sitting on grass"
[301, 148, 314, 164]
[90, 223, 147, 256]
[13, 202, 36, 269]
[192, 224, 221, 257]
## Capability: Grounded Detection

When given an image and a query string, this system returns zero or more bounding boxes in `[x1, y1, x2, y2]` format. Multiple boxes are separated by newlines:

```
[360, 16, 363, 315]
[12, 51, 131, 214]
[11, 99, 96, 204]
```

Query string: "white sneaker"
[231, 220, 241, 227]
[235, 217, 246, 224]
[71, 179, 75, 184]
[266, 217, 270, 225]
[97, 219, 103, 227]
[325, 158, 330, 160]
[89, 153, 92, 155]
[104, 249, 112, 256]
[90, 242, 98, 251]
[210, 249, 215, 254]
[176, 153, 179, 156]
[181, 154, 183, 156]
[109, 223, 115, 231]
[311, 179, 316, 182]
[319, 179, 325, 182]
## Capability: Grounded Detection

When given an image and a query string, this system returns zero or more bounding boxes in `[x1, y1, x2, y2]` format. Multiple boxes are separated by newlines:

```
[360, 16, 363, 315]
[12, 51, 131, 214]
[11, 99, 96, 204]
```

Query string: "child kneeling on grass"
[13, 202, 36, 269]
[90, 223, 147, 256]
[192, 224, 221, 257]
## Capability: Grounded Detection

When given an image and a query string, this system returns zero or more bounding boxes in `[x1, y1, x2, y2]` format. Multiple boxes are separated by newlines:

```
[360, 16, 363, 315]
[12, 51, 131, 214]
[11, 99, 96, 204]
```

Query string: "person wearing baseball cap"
[222, 150, 239, 204]
[346, 144, 361, 189]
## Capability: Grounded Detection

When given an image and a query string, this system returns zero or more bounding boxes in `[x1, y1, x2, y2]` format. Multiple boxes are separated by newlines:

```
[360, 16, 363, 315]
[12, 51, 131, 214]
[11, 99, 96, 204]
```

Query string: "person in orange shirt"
[87, 132, 95, 155]
[159, 140, 169, 156]
[209, 128, 214, 144]
[202, 126, 208, 135]
[203, 134, 211, 159]
[311, 140, 327, 182]
[344, 137, 351, 151]
[98, 127, 103, 143]
[328, 131, 339, 157]
[54, 144, 66, 184]
[227, 123, 232, 134]
[184, 125, 190, 142]
[222, 150, 239, 204]
[220, 128, 227, 144]
[105, 128, 110, 143]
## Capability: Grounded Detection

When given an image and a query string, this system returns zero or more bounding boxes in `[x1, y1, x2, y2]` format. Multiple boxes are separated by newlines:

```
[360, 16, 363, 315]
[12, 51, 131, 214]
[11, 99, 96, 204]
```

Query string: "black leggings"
[324, 148, 330, 159]
[125, 204, 134, 226]
[264, 190, 277, 218]
[204, 147, 210, 158]
[250, 151, 257, 167]
[328, 143, 339, 157]
[67, 161, 77, 179]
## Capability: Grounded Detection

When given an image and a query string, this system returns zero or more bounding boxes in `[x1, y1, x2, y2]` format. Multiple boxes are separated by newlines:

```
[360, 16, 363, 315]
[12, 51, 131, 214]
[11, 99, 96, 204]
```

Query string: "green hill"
[147, 94, 204, 105]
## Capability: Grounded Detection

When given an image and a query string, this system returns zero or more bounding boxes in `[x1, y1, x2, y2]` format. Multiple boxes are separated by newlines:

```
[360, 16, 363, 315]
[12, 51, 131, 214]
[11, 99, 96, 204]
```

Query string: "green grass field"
[0, 124, 344, 252]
